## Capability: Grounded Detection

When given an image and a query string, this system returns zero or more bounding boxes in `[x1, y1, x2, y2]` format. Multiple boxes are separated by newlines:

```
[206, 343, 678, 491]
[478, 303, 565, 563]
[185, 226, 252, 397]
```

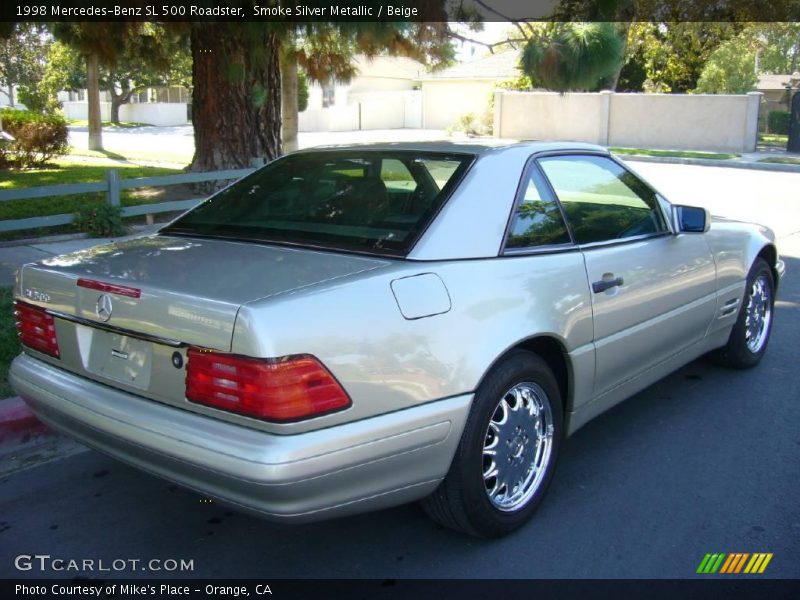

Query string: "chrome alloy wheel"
[482, 382, 554, 512]
[745, 274, 772, 354]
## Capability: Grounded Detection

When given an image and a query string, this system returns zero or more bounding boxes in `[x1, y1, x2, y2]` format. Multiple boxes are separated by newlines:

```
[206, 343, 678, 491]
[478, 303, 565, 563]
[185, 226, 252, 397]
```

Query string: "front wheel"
[710, 257, 775, 369]
[421, 351, 563, 538]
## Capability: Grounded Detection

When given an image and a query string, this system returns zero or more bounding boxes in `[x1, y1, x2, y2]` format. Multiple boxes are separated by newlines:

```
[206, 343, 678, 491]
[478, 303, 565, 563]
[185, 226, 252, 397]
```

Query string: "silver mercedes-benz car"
[10, 141, 784, 538]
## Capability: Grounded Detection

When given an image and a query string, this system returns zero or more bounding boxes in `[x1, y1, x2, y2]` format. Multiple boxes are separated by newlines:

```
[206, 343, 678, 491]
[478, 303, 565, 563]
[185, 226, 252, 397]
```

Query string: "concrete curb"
[0, 396, 46, 446]
[621, 154, 800, 173]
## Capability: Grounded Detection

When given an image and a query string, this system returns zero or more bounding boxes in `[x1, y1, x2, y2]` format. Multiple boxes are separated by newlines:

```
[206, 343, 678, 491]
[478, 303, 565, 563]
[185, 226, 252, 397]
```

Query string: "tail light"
[14, 301, 60, 358]
[185, 348, 351, 422]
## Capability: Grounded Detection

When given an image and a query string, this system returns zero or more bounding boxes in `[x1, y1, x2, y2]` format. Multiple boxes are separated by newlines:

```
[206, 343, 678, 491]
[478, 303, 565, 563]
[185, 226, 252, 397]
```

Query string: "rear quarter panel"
[231, 252, 595, 434]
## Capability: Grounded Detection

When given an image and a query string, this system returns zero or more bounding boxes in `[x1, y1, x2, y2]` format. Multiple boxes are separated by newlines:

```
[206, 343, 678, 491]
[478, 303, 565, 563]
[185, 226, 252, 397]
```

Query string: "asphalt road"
[1, 164, 799, 580]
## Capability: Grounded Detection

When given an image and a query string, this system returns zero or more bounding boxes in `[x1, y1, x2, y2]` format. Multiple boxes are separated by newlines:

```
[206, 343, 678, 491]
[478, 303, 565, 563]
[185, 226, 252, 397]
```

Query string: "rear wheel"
[710, 257, 775, 369]
[422, 351, 563, 538]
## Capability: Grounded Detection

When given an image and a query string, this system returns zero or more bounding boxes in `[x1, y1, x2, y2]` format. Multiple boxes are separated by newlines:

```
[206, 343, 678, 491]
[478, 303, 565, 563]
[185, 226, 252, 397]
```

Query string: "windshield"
[161, 150, 474, 256]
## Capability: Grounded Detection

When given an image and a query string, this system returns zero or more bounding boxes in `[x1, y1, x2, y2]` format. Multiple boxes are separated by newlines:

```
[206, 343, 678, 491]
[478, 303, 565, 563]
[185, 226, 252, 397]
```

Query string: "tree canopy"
[521, 22, 624, 92]
[0, 23, 51, 110]
[694, 23, 799, 94]
[42, 27, 191, 123]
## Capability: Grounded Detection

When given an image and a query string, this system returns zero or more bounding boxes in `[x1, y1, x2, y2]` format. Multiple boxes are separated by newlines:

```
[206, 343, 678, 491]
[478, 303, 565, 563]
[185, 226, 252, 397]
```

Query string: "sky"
[452, 22, 515, 61]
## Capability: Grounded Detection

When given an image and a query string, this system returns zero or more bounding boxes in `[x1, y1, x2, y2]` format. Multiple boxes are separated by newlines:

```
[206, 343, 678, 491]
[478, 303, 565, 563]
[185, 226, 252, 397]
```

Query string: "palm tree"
[521, 23, 624, 92]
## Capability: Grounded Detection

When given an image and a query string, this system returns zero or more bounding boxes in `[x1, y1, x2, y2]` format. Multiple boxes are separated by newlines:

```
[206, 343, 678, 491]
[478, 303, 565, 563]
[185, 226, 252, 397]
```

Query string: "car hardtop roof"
[291, 139, 608, 157]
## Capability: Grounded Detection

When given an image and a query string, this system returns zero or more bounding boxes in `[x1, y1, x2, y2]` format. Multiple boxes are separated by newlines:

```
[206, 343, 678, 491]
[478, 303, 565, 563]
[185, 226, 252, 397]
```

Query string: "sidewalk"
[621, 150, 800, 173]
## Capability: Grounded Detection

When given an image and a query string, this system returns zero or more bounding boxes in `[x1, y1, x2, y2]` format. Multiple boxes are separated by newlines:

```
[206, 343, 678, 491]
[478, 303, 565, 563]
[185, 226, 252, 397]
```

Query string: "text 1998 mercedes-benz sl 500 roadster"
[10, 141, 784, 537]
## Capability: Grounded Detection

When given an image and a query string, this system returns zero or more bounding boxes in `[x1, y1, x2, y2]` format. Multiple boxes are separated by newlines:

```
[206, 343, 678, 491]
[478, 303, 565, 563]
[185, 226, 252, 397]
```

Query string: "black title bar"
[3, 0, 800, 23]
[4, 579, 800, 600]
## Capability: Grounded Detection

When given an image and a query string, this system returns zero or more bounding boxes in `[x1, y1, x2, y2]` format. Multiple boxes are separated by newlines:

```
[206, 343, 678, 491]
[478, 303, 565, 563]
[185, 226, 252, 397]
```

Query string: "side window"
[539, 155, 668, 245]
[380, 159, 416, 192]
[505, 166, 572, 250]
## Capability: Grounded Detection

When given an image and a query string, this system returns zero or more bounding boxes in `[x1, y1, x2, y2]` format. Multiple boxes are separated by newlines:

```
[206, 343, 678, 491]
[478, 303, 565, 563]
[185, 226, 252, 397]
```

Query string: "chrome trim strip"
[578, 232, 672, 251]
[501, 244, 580, 257]
[47, 310, 185, 348]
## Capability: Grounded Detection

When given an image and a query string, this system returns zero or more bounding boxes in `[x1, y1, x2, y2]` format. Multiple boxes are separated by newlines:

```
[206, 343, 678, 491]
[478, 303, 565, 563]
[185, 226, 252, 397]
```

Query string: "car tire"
[421, 350, 563, 538]
[709, 257, 775, 369]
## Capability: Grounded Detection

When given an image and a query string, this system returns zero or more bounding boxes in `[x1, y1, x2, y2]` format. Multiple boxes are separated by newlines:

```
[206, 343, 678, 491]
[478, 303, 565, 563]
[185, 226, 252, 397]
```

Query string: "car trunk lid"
[20, 234, 389, 351]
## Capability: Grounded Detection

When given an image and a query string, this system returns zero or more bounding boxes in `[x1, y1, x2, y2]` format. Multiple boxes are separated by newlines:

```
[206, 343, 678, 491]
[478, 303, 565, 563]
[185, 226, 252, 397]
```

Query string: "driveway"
[68, 124, 195, 161]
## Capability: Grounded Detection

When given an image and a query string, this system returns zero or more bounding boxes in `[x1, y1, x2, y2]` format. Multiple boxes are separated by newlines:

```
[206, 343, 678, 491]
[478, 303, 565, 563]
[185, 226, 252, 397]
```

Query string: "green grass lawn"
[611, 147, 740, 160]
[67, 119, 152, 129]
[0, 158, 183, 239]
[758, 157, 800, 165]
[758, 133, 788, 148]
[0, 158, 181, 220]
[69, 147, 192, 166]
[0, 287, 20, 399]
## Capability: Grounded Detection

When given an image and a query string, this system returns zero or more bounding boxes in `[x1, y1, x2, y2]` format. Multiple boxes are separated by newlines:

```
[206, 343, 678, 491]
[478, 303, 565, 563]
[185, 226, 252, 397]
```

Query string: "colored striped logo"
[697, 553, 773, 574]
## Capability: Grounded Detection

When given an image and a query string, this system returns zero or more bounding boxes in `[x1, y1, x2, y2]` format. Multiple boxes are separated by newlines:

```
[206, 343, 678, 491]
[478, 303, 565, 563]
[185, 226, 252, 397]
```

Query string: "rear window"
[162, 151, 473, 256]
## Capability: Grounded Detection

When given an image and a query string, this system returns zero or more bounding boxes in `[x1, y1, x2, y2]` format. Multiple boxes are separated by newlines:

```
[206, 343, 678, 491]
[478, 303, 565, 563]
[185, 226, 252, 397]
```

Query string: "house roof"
[757, 74, 793, 91]
[351, 55, 426, 80]
[422, 49, 523, 81]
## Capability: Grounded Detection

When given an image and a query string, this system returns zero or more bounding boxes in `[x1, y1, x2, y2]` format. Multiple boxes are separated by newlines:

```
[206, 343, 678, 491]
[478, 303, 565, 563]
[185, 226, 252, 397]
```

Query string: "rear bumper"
[10, 353, 471, 522]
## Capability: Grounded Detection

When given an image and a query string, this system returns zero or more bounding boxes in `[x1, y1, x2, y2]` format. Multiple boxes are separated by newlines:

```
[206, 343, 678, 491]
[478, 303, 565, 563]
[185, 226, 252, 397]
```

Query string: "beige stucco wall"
[496, 91, 611, 144]
[348, 76, 416, 94]
[348, 91, 406, 129]
[60, 101, 188, 126]
[608, 93, 759, 152]
[299, 91, 421, 132]
[495, 91, 763, 153]
[421, 80, 495, 130]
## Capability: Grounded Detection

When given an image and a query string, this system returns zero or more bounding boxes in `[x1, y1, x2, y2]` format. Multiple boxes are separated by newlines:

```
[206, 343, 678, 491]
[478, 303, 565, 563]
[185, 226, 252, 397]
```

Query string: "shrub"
[0, 138, 13, 170]
[0, 108, 69, 168]
[73, 204, 127, 238]
[13, 121, 70, 167]
[768, 110, 791, 135]
[452, 111, 493, 137]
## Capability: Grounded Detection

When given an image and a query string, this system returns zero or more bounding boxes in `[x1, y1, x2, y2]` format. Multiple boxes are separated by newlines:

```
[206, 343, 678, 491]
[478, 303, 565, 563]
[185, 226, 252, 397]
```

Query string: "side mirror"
[673, 205, 710, 233]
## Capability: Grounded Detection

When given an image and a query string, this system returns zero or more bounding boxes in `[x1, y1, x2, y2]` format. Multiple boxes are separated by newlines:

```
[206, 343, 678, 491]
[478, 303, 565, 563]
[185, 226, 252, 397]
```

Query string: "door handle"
[592, 276, 624, 293]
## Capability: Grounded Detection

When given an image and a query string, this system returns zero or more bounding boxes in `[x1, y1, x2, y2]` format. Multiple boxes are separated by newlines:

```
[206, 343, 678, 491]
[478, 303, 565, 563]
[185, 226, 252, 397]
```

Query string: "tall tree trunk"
[7, 85, 13, 107]
[109, 90, 122, 124]
[86, 52, 103, 151]
[280, 45, 299, 154]
[609, 22, 631, 91]
[190, 24, 282, 172]
[109, 84, 136, 124]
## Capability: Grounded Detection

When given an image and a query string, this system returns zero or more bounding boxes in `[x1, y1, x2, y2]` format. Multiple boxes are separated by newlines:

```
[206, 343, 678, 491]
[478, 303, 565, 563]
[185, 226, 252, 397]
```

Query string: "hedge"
[767, 110, 791, 135]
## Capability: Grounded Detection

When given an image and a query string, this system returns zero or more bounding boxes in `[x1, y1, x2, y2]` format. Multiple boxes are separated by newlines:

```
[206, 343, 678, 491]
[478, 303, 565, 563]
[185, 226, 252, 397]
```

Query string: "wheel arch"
[756, 243, 779, 288]
[477, 335, 573, 415]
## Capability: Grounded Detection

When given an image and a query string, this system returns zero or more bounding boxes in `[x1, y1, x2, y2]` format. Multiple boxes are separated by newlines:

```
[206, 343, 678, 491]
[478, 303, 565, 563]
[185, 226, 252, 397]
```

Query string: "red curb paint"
[0, 397, 48, 445]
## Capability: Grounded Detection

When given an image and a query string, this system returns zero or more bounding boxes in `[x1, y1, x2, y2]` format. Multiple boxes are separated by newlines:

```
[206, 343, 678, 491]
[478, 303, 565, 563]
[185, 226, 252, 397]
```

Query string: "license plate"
[84, 328, 153, 390]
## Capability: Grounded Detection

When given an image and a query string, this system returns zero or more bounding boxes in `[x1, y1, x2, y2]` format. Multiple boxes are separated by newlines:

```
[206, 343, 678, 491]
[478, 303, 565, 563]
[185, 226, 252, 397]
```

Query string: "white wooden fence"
[0, 167, 256, 233]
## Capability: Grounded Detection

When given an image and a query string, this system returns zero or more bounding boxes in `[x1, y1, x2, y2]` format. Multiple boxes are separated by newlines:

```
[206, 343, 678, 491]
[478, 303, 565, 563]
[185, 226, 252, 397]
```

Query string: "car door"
[537, 153, 717, 397]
